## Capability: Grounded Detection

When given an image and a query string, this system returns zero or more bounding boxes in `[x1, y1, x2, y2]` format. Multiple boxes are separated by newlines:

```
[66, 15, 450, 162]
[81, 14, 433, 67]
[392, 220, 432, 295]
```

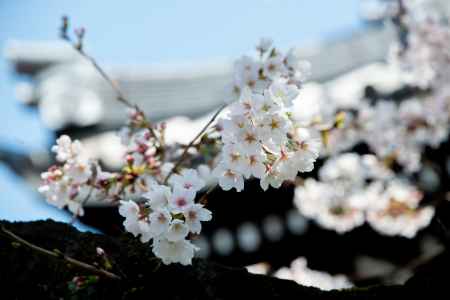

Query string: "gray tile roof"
[5, 26, 394, 130]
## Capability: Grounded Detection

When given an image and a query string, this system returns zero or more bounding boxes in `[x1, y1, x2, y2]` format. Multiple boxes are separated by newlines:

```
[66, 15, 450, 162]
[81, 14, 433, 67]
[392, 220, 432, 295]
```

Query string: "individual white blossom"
[63, 160, 92, 184]
[197, 164, 212, 183]
[166, 219, 189, 242]
[148, 208, 171, 236]
[183, 204, 213, 234]
[38, 176, 70, 209]
[169, 187, 195, 213]
[295, 178, 366, 233]
[256, 37, 273, 54]
[118, 200, 141, 236]
[274, 257, 353, 291]
[264, 54, 287, 80]
[152, 238, 197, 266]
[143, 185, 171, 209]
[295, 154, 391, 233]
[366, 180, 435, 238]
[118, 199, 140, 219]
[51, 135, 84, 163]
[168, 168, 205, 192]
[212, 164, 245, 192]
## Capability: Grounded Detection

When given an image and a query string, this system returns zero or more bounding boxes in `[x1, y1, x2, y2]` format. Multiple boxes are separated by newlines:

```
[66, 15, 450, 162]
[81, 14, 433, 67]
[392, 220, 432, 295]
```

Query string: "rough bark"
[0, 220, 447, 299]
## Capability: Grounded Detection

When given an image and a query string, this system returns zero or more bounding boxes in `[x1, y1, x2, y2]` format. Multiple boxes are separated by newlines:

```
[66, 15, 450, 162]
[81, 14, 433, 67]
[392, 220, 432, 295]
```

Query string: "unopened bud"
[74, 27, 85, 39]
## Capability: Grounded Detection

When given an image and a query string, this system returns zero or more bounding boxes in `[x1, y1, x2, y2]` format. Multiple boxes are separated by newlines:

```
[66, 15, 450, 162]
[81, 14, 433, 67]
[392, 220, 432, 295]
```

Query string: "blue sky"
[0, 0, 362, 224]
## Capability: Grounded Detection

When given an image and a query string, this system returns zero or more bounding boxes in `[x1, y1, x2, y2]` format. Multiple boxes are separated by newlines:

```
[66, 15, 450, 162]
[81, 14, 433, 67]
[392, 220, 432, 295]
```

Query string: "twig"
[436, 216, 450, 242]
[75, 47, 160, 143]
[384, 246, 443, 283]
[198, 184, 218, 206]
[61, 19, 160, 144]
[76, 49, 134, 109]
[163, 104, 227, 184]
[0, 225, 122, 281]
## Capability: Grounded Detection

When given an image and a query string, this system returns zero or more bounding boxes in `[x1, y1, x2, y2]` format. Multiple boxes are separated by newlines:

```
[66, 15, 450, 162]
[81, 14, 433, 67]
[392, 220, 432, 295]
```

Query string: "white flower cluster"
[366, 180, 435, 238]
[274, 257, 353, 291]
[116, 108, 215, 198]
[392, 1, 450, 89]
[118, 169, 211, 265]
[39, 135, 94, 216]
[41, 112, 213, 265]
[114, 109, 170, 199]
[227, 38, 311, 101]
[214, 40, 321, 191]
[294, 153, 434, 237]
[289, 3, 450, 238]
[118, 109, 159, 169]
[360, 98, 449, 173]
[39, 40, 320, 265]
[313, 3, 450, 174]
[309, 92, 449, 174]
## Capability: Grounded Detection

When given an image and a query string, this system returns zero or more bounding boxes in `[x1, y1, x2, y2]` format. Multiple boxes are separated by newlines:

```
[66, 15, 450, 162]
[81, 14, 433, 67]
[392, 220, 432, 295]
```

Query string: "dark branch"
[0, 225, 122, 281]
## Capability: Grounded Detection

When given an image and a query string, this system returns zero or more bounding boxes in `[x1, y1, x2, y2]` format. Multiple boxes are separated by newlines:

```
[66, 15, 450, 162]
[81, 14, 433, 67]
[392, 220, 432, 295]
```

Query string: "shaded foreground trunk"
[0, 220, 447, 299]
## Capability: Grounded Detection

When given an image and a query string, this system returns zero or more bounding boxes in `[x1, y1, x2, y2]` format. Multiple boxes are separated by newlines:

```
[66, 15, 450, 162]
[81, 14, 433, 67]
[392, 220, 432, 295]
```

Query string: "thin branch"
[0, 225, 122, 281]
[384, 246, 443, 283]
[76, 49, 134, 109]
[198, 184, 218, 206]
[61, 26, 160, 144]
[436, 216, 450, 242]
[163, 104, 227, 184]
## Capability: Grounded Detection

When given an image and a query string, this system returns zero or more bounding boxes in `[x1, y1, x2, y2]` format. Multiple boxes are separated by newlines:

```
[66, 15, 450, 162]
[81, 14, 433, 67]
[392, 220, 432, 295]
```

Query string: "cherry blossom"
[168, 168, 205, 192]
[183, 204, 213, 234]
[274, 257, 353, 291]
[152, 238, 197, 266]
[215, 43, 321, 191]
[295, 153, 435, 237]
